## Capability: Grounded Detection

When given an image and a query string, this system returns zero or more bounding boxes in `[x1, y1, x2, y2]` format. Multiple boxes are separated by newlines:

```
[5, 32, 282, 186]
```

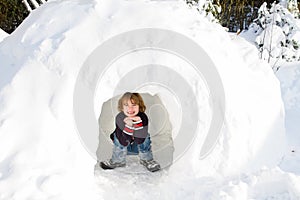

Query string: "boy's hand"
[129, 116, 141, 122]
[124, 117, 133, 127]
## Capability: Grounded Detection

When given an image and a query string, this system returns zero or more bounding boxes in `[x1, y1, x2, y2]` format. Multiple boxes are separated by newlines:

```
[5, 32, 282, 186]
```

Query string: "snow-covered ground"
[276, 62, 300, 176]
[0, 0, 299, 199]
[0, 29, 8, 42]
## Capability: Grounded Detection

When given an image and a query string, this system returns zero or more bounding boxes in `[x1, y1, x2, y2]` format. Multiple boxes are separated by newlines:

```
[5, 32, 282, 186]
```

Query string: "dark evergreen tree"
[0, 0, 29, 33]
[187, 0, 279, 32]
[217, 0, 278, 32]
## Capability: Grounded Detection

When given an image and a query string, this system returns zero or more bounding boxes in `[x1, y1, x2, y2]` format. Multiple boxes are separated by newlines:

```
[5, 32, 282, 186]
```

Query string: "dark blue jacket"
[110, 112, 148, 146]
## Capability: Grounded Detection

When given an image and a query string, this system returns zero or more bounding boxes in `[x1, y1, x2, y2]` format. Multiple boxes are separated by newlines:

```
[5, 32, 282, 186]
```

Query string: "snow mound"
[0, 28, 8, 42]
[276, 63, 300, 175]
[277, 63, 300, 140]
[0, 0, 287, 199]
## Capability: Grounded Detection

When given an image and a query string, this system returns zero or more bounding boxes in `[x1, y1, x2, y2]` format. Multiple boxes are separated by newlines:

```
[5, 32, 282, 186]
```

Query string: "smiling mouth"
[127, 111, 135, 115]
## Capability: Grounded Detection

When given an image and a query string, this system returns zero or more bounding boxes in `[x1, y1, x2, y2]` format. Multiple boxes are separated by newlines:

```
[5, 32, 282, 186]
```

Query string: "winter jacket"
[110, 112, 148, 146]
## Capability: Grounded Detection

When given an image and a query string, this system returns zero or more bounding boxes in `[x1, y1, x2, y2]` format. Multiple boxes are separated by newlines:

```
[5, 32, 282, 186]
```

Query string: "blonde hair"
[118, 92, 146, 112]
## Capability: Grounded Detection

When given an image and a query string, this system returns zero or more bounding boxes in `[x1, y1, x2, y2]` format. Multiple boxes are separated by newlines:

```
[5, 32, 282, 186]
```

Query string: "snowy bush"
[249, 2, 300, 71]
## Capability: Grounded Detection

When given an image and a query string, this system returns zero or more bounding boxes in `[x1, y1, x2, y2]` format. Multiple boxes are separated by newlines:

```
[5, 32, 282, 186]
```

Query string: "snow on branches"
[249, 2, 300, 72]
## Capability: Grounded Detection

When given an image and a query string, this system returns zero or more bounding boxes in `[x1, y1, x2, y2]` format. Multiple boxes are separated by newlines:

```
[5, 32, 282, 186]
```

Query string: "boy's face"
[122, 99, 139, 117]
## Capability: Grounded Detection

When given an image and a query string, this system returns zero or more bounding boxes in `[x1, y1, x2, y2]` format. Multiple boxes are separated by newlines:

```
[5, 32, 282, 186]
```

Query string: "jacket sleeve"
[133, 112, 148, 139]
[116, 112, 135, 136]
[115, 112, 132, 146]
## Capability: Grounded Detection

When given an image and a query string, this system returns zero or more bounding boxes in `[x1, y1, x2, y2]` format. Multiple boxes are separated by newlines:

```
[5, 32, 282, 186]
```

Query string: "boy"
[100, 92, 161, 172]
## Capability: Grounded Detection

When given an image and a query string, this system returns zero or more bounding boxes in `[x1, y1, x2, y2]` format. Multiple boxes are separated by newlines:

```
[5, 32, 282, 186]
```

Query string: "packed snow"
[276, 62, 300, 176]
[0, 0, 299, 199]
[0, 29, 8, 43]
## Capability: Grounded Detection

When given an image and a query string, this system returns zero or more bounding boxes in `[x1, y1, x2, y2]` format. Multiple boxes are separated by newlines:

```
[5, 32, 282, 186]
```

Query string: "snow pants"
[111, 133, 153, 164]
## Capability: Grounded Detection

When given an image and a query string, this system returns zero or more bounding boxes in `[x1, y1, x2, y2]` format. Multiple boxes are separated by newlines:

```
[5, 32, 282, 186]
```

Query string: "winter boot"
[100, 159, 126, 170]
[140, 159, 161, 172]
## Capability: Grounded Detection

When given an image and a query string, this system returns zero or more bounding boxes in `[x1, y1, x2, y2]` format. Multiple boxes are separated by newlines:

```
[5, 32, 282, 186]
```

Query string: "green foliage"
[0, 0, 29, 33]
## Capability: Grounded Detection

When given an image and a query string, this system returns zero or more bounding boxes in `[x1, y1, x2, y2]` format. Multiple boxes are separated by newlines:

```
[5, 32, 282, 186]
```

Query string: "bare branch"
[22, 0, 33, 12]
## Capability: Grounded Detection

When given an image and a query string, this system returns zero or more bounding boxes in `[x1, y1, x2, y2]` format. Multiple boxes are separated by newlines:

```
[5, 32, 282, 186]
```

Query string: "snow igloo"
[0, 1, 287, 197]
[71, 0, 287, 176]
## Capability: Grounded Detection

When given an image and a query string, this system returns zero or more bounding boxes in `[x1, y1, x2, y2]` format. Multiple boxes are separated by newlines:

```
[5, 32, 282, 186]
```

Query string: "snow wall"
[0, 29, 8, 43]
[0, 0, 287, 198]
